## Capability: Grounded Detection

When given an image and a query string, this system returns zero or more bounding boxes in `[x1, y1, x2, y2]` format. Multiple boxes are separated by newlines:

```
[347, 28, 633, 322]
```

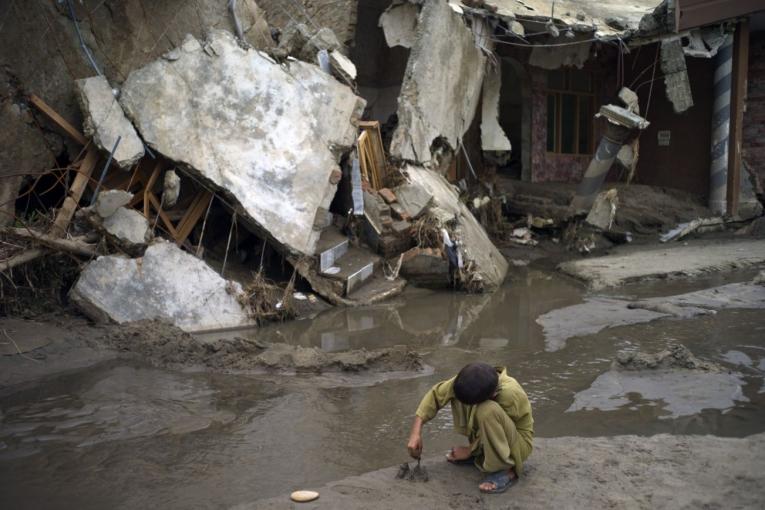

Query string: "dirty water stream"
[2, 269, 765, 509]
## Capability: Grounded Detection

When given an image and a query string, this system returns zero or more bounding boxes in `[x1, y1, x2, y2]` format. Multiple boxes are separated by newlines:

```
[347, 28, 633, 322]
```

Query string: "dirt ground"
[247, 433, 765, 509]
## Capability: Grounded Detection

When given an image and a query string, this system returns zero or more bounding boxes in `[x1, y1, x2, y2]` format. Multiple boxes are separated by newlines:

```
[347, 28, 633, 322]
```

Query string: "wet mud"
[101, 319, 423, 374]
[2, 267, 765, 508]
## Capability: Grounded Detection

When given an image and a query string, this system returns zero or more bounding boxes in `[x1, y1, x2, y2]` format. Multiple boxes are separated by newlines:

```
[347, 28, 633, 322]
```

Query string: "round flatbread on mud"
[290, 490, 319, 503]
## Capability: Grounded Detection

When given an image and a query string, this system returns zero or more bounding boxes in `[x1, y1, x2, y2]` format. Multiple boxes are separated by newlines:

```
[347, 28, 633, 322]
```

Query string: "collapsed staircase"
[296, 225, 405, 305]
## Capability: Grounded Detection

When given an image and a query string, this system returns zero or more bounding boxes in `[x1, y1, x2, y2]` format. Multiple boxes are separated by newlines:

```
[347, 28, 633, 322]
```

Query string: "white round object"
[290, 490, 319, 503]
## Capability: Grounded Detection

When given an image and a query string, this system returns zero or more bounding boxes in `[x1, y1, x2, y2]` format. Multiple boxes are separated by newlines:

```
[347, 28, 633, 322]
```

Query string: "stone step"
[321, 246, 379, 295]
[315, 226, 349, 273]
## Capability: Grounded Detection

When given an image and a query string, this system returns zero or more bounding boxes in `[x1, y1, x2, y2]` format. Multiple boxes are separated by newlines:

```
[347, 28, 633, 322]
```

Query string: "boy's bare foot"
[446, 445, 472, 462]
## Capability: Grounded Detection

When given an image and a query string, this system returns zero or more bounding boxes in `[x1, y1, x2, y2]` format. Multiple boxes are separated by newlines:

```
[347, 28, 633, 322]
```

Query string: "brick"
[378, 188, 397, 204]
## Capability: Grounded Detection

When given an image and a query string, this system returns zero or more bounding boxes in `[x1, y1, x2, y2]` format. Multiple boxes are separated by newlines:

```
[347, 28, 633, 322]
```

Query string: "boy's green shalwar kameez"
[415, 367, 534, 474]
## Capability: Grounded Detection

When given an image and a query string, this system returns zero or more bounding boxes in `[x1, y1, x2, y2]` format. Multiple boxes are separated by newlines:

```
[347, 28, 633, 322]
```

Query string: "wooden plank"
[28, 94, 88, 146]
[143, 162, 163, 218]
[147, 193, 178, 238]
[174, 191, 212, 246]
[50, 148, 99, 237]
[727, 19, 749, 217]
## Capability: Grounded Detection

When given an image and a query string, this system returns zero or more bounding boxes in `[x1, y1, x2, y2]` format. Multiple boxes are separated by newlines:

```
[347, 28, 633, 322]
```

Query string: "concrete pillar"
[570, 123, 632, 214]
[709, 32, 734, 214]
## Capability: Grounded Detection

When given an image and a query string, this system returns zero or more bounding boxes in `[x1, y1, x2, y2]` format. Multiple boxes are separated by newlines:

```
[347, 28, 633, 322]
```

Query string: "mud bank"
[559, 239, 765, 289]
[246, 433, 765, 509]
[0, 317, 423, 391]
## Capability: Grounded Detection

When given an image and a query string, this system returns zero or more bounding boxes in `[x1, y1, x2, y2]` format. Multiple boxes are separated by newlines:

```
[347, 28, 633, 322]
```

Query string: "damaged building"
[1, 0, 764, 332]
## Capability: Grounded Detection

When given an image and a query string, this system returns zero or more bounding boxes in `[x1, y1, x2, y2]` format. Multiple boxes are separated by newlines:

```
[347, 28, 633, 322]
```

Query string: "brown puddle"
[1, 268, 765, 509]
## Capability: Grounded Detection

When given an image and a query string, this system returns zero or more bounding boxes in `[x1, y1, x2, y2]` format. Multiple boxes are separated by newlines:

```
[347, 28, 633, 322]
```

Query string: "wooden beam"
[50, 148, 99, 237]
[727, 19, 749, 217]
[2, 228, 98, 257]
[143, 161, 163, 218]
[28, 94, 88, 146]
[147, 193, 179, 238]
[174, 191, 212, 246]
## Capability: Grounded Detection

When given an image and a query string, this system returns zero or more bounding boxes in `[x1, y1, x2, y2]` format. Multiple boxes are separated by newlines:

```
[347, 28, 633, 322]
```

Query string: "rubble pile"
[5, 0, 761, 332]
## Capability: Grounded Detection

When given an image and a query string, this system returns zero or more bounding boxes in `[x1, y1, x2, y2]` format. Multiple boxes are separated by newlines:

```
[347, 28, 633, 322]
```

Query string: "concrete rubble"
[660, 37, 694, 114]
[120, 30, 365, 256]
[101, 208, 152, 252]
[480, 66, 513, 155]
[389, 0, 486, 163]
[379, 2, 420, 49]
[70, 241, 254, 332]
[75, 76, 145, 169]
[403, 165, 508, 291]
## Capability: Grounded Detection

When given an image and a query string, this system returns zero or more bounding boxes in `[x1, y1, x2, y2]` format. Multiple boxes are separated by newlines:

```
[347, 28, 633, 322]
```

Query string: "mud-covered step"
[321, 246, 380, 295]
[315, 226, 349, 272]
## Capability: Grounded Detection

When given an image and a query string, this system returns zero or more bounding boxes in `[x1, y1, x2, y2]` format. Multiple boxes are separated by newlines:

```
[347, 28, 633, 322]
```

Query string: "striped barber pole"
[709, 32, 734, 214]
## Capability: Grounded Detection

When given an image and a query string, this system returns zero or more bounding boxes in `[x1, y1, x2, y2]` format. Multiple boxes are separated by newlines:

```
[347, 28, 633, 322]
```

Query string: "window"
[545, 69, 595, 155]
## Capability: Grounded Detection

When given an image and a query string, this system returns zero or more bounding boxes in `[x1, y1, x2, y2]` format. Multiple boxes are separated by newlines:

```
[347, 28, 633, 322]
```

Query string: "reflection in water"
[2, 270, 765, 508]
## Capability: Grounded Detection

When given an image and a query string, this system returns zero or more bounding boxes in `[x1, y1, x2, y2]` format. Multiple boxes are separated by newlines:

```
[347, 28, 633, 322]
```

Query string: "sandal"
[479, 470, 515, 494]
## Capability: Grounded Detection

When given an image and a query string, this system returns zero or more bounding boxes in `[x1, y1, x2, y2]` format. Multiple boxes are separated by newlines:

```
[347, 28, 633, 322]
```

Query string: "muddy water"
[2, 269, 765, 509]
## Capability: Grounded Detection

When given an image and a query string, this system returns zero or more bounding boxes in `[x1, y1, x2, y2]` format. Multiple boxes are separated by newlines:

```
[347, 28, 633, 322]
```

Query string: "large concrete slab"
[76, 75, 144, 169]
[404, 165, 508, 291]
[70, 241, 254, 332]
[389, 0, 485, 163]
[120, 30, 365, 256]
[245, 433, 765, 509]
[559, 240, 765, 289]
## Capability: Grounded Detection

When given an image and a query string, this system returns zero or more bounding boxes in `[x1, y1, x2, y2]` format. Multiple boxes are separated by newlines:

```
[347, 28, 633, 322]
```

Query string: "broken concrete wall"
[481, 66, 513, 153]
[120, 30, 365, 256]
[404, 165, 508, 291]
[389, 0, 486, 163]
[70, 241, 254, 332]
[529, 39, 592, 70]
[379, 2, 419, 49]
[660, 37, 694, 114]
[0, 71, 56, 227]
[0, 0, 274, 136]
[75, 76, 144, 169]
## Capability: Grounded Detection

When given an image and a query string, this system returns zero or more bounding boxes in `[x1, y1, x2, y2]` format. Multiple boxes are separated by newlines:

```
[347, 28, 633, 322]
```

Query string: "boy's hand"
[407, 433, 423, 459]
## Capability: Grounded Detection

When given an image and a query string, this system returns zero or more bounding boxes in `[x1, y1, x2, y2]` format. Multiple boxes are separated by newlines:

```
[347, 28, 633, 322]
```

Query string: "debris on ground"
[615, 343, 723, 372]
[70, 241, 255, 332]
[660, 217, 725, 242]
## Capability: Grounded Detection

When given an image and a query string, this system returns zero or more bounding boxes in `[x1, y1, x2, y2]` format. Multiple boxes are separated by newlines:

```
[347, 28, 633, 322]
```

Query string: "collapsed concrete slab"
[480, 66, 512, 153]
[660, 37, 694, 114]
[120, 30, 365, 256]
[75, 76, 144, 169]
[379, 2, 419, 48]
[404, 165, 508, 291]
[389, 0, 486, 163]
[101, 207, 152, 252]
[70, 241, 254, 332]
